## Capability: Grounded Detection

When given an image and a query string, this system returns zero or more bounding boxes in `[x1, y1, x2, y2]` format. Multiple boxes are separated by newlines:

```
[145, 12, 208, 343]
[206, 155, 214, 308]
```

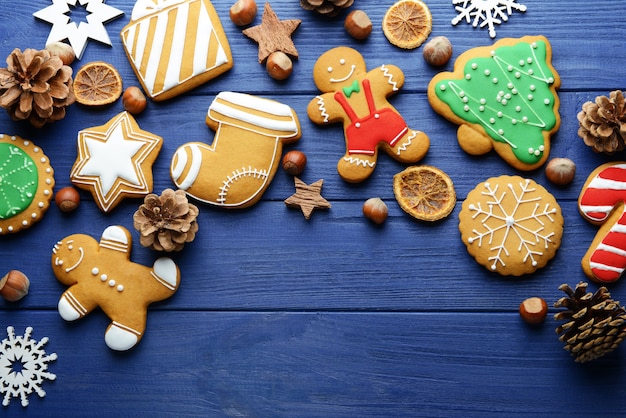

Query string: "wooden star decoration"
[243, 2, 301, 63]
[33, 0, 124, 60]
[284, 177, 331, 220]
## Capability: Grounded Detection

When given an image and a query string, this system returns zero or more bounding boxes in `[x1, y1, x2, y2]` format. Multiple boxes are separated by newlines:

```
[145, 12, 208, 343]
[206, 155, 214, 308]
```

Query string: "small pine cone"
[554, 282, 626, 363]
[133, 189, 199, 252]
[300, 0, 355, 17]
[577, 90, 626, 154]
[0, 48, 75, 128]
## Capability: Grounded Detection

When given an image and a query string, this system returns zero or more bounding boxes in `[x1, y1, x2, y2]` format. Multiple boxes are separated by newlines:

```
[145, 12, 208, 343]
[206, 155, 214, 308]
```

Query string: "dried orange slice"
[73, 61, 123, 106]
[382, 0, 432, 49]
[393, 165, 456, 221]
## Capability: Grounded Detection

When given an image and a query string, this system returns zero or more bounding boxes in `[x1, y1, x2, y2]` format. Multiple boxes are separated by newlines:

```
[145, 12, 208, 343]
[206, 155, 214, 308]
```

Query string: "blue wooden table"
[1, 0, 626, 416]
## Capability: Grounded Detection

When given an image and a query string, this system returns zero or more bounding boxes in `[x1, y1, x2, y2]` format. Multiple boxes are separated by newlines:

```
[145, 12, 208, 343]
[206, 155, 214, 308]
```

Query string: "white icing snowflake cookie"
[0, 326, 57, 407]
[459, 175, 563, 276]
[451, 0, 527, 39]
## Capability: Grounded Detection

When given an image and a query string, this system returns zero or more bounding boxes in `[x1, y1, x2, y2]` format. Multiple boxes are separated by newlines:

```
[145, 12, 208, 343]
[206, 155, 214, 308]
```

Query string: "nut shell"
[423, 36, 453, 66]
[345, 10, 372, 40]
[363, 198, 388, 225]
[0, 270, 30, 302]
[55, 186, 80, 212]
[519, 297, 548, 324]
[545, 157, 575, 186]
[122, 86, 148, 115]
[230, 0, 257, 26]
[282, 150, 307, 175]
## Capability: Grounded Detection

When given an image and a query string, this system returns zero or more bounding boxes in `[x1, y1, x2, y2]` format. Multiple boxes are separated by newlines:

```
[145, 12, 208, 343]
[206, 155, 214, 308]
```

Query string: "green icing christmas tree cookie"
[0, 134, 54, 234]
[428, 36, 561, 171]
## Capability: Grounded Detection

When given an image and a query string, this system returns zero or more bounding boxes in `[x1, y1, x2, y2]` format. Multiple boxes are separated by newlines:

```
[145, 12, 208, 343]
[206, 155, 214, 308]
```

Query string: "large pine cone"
[300, 0, 355, 16]
[554, 282, 626, 363]
[0, 48, 75, 128]
[577, 90, 626, 154]
[134, 189, 199, 252]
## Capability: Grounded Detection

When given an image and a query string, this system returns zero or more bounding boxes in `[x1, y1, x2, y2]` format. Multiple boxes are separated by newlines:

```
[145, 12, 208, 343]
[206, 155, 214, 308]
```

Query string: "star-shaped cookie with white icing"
[71, 111, 162, 212]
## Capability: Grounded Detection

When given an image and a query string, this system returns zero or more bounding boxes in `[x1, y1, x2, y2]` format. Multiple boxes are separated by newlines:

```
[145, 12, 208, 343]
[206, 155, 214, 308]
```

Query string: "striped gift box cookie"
[120, 0, 233, 101]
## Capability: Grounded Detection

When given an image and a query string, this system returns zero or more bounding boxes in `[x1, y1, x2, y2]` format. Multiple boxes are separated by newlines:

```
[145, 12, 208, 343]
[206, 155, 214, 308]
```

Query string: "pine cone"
[300, 0, 355, 17]
[0, 48, 75, 128]
[133, 189, 199, 252]
[554, 282, 626, 363]
[577, 90, 626, 154]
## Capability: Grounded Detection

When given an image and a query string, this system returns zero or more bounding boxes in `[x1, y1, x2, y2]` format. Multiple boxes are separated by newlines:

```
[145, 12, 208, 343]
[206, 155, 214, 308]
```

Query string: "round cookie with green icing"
[427, 36, 561, 171]
[0, 134, 55, 234]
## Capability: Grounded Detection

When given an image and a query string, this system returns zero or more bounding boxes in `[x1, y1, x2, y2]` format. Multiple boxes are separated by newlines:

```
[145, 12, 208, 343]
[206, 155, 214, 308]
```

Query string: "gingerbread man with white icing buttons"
[52, 225, 180, 351]
[308, 46, 430, 183]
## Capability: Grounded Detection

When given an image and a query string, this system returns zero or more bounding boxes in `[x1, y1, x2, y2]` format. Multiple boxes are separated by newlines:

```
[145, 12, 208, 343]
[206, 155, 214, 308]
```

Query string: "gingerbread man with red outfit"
[308, 46, 430, 182]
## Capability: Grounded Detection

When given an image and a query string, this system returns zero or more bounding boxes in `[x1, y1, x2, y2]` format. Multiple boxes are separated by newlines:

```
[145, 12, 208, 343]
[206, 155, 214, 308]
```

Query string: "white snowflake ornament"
[33, 0, 124, 59]
[0, 327, 57, 407]
[459, 176, 563, 276]
[451, 0, 527, 38]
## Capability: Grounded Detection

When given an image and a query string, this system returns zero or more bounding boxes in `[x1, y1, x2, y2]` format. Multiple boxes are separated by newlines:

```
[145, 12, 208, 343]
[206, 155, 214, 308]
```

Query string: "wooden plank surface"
[1, 0, 626, 416]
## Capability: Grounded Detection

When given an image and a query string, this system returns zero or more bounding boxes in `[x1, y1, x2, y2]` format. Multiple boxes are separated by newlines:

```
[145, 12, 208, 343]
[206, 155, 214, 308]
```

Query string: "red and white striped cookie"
[579, 162, 626, 283]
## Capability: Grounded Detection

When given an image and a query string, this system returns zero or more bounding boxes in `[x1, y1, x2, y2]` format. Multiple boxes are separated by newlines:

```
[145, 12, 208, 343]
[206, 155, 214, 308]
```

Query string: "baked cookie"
[307, 46, 430, 183]
[71, 111, 162, 213]
[171, 92, 301, 208]
[578, 162, 626, 283]
[52, 225, 180, 351]
[120, 0, 233, 101]
[0, 134, 54, 234]
[459, 175, 563, 276]
[428, 36, 561, 171]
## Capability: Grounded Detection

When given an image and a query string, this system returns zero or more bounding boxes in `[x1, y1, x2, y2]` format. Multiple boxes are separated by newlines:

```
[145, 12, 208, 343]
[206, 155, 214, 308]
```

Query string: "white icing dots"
[544, 98, 551, 105]
[439, 84, 446, 91]
[484, 69, 491, 76]
[492, 77, 498, 84]
[108, 279, 115, 287]
[117, 285, 124, 292]
[465, 74, 472, 80]
[101, 274, 108, 282]
[92, 267, 99, 275]
[471, 63, 478, 70]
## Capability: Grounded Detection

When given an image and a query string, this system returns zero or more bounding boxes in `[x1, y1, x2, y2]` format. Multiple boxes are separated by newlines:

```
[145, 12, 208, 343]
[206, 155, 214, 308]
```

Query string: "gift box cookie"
[120, 0, 233, 101]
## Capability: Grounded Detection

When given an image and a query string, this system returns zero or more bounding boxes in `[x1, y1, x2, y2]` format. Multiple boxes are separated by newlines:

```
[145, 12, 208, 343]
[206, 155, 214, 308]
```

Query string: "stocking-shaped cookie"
[579, 162, 626, 283]
[52, 226, 180, 351]
[307, 46, 429, 183]
[171, 92, 301, 208]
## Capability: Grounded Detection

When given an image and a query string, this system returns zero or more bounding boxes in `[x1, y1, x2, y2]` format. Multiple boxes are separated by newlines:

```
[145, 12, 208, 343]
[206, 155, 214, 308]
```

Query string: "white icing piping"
[330, 64, 356, 83]
[380, 65, 398, 91]
[64, 247, 84, 273]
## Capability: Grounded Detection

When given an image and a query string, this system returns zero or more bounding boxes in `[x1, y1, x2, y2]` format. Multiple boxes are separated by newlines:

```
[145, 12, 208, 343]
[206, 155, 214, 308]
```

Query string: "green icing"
[0, 143, 38, 219]
[434, 40, 558, 164]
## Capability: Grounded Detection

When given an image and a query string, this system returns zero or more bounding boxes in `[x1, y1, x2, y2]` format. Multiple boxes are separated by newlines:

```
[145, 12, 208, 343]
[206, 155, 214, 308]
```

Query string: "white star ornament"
[33, 0, 124, 60]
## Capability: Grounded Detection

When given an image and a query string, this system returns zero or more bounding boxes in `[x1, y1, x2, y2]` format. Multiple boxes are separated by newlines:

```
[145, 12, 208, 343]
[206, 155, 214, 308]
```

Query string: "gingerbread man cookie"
[52, 226, 180, 351]
[307, 46, 430, 183]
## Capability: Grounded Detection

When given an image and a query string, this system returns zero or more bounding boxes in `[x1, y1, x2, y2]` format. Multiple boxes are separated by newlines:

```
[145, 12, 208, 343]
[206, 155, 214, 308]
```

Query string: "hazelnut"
[422, 36, 453, 67]
[362, 197, 388, 225]
[230, 0, 257, 26]
[282, 150, 307, 176]
[266, 51, 293, 80]
[545, 157, 576, 186]
[344, 10, 372, 40]
[122, 86, 147, 115]
[0, 270, 30, 302]
[519, 297, 548, 325]
[45, 41, 75, 66]
[55, 186, 80, 212]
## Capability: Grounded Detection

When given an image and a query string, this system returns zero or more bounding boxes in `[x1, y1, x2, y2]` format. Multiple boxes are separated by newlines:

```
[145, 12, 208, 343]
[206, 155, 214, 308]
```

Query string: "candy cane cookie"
[579, 162, 626, 283]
